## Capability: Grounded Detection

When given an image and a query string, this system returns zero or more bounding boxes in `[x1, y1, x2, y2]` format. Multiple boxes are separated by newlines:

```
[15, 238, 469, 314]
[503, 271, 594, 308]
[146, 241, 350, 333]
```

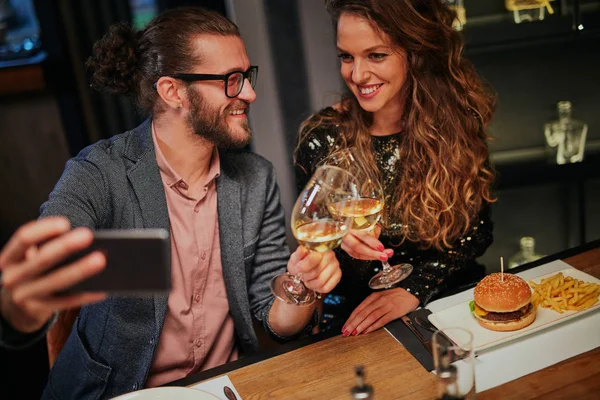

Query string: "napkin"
[190, 375, 242, 399]
[385, 308, 435, 371]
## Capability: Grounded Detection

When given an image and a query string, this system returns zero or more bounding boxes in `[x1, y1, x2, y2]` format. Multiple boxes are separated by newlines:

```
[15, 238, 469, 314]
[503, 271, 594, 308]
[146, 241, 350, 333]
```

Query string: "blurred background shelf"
[494, 149, 600, 189]
[463, 1, 600, 54]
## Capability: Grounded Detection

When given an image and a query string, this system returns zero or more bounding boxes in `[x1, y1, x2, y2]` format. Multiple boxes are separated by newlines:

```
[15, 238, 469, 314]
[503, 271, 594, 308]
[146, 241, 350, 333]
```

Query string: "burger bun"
[474, 273, 532, 312]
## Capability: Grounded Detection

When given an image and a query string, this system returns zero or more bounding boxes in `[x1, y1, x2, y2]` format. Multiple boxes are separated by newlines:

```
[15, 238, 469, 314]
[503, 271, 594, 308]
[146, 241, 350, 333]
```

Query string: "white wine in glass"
[329, 197, 383, 231]
[270, 165, 359, 305]
[325, 148, 413, 290]
[294, 219, 347, 252]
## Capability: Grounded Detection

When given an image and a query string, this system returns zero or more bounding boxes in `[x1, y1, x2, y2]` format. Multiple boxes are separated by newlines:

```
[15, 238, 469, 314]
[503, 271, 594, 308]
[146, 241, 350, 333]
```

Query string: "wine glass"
[324, 148, 413, 290]
[270, 165, 359, 306]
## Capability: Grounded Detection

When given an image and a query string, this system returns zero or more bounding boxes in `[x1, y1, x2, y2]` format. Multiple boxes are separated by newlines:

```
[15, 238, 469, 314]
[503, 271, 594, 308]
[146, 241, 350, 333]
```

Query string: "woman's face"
[337, 13, 408, 116]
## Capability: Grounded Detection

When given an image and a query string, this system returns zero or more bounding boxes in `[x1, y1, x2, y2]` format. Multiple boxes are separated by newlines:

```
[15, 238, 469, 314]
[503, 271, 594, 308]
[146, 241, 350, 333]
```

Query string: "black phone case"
[58, 229, 171, 295]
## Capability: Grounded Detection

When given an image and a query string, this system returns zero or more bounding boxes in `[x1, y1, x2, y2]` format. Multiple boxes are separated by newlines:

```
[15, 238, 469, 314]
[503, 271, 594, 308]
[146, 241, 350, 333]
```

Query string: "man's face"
[185, 35, 257, 149]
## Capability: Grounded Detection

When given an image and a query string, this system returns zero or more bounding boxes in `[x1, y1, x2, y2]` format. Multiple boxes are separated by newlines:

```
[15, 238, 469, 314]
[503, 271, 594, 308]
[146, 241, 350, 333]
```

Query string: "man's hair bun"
[87, 22, 140, 95]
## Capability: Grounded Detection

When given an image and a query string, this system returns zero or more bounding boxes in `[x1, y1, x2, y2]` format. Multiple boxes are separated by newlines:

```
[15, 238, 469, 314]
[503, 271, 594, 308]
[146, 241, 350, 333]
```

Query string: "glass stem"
[381, 260, 392, 275]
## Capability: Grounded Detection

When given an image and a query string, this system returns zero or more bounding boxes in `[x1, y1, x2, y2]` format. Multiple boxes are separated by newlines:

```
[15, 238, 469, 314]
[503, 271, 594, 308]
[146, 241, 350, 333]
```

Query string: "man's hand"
[0, 217, 107, 333]
[341, 225, 394, 262]
[341, 287, 419, 336]
[286, 246, 341, 294]
[268, 247, 341, 337]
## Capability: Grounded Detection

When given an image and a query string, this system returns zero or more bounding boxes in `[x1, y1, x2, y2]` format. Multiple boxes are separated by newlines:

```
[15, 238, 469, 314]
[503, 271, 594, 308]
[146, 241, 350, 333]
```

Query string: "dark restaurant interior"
[0, 0, 599, 398]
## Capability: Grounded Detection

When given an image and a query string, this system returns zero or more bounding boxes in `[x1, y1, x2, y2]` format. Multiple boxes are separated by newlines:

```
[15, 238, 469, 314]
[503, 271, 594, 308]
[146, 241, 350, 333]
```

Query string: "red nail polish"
[352, 329, 358, 336]
[377, 244, 384, 251]
[379, 254, 388, 261]
[342, 328, 349, 337]
[385, 249, 394, 256]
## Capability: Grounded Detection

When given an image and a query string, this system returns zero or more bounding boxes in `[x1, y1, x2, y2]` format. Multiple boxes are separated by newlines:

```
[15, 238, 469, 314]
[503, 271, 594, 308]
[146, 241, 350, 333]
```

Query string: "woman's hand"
[287, 246, 341, 294]
[0, 217, 107, 333]
[341, 287, 419, 336]
[341, 225, 393, 262]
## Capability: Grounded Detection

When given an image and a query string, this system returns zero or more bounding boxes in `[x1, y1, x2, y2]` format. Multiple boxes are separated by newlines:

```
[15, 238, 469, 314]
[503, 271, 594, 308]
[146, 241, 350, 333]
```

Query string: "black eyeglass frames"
[154, 66, 259, 98]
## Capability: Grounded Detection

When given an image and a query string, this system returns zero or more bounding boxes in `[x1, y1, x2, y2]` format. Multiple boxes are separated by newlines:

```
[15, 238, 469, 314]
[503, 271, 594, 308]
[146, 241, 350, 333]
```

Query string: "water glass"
[432, 328, 476, 400]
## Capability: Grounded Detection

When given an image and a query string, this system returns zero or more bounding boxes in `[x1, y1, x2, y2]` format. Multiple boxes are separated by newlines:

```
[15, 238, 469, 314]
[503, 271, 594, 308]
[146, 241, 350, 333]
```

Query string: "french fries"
[528, 272, 600, 313]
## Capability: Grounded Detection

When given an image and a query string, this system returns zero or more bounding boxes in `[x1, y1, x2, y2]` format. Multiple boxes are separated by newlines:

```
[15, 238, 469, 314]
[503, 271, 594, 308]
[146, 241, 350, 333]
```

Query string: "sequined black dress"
[295, 108, 494, 330]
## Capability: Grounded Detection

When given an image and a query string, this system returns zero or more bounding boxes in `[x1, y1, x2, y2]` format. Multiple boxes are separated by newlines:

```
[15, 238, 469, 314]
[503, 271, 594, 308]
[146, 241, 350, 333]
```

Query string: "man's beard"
[186, 87, 252, 149]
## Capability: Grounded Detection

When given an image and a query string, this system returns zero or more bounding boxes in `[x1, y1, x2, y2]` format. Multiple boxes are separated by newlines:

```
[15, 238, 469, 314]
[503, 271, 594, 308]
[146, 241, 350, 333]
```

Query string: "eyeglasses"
[155, 66, 259, 98]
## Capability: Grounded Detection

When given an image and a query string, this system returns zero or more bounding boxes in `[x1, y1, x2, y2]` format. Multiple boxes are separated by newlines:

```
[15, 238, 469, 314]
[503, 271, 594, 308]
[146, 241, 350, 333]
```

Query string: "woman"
[295, 0, 496, 336]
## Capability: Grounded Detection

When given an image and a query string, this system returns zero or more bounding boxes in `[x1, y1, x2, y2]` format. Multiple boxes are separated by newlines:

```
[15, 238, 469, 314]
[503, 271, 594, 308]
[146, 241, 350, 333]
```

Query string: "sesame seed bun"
[473, 273, 532, 313]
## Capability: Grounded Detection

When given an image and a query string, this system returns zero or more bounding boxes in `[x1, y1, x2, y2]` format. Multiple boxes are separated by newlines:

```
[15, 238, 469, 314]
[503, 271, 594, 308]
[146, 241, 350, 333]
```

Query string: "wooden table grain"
[218, 330, 436, 399]
[186, 246, 600, 399]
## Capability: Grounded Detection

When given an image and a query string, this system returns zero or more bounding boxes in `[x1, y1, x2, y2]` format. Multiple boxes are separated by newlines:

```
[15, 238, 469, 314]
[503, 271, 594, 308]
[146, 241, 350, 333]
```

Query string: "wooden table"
[179, 243, 600, 399]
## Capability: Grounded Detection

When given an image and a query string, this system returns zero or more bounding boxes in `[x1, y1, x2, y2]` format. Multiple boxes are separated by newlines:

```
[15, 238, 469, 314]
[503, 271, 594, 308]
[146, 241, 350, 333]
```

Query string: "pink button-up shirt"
[146, 127, 238, 388]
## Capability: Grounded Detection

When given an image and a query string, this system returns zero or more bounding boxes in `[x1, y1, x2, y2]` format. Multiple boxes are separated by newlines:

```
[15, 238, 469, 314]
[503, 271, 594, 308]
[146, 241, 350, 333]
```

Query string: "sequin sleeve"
[396, 202, 494, 305]
[294, 112, 340, 194]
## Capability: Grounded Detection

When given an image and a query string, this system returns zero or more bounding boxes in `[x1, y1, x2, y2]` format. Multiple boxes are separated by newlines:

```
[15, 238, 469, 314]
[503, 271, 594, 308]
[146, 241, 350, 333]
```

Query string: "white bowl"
[111, 387, 220, 400]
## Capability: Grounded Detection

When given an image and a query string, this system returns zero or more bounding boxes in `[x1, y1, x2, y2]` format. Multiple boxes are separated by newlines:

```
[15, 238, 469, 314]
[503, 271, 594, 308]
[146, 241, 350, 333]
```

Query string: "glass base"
[270, 273, 316, 306]
[369, 263, 413, 290]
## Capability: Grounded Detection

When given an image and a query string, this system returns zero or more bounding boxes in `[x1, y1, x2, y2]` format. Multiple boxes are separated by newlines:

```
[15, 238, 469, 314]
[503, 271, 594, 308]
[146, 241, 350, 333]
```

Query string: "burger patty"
[483, 303, 532, 322]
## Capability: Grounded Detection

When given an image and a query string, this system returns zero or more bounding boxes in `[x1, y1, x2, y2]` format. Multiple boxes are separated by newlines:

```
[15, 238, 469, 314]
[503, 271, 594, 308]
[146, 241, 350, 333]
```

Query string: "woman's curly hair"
[298, 0, 496, 250]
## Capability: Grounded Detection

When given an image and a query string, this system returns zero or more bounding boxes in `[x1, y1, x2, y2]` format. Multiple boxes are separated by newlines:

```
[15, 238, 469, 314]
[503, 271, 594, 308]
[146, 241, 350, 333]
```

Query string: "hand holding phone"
[1, 220, 171, 334]
[0, 218, 106, 333]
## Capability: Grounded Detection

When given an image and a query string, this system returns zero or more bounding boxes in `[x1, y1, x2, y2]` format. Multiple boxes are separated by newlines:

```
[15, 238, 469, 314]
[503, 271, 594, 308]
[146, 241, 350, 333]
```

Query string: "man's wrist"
[0, 308, 57, 350]
[0, 288, 48, 333]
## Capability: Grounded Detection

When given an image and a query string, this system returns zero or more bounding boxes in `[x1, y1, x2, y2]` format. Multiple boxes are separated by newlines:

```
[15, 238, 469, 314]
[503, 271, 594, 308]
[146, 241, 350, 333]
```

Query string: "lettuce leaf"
[469, 300, 475, 313]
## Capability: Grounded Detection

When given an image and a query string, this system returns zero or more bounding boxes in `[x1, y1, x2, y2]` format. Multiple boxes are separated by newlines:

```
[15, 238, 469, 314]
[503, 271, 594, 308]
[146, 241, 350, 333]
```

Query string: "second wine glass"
[270, 165, 359, 305]
[324, 148, 413, 290]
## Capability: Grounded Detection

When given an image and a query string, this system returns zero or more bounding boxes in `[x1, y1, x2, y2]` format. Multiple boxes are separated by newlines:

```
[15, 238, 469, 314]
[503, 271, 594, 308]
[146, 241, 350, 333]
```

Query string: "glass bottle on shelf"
[544, 101, 588, 165]
[508, 237, 544, 269]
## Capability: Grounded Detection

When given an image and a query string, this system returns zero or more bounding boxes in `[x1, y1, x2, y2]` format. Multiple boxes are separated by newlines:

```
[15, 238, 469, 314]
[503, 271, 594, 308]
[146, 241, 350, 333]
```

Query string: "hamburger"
[470, 273, 536, 332]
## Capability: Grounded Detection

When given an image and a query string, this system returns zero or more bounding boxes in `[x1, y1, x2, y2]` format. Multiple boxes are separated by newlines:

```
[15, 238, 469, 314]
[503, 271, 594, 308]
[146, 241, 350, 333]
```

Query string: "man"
[0, 7, 340, 399]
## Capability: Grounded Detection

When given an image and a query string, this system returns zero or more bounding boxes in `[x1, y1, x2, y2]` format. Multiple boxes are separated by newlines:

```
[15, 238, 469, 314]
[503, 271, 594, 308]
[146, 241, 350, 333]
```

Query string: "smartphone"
[57, 229, 171, 295]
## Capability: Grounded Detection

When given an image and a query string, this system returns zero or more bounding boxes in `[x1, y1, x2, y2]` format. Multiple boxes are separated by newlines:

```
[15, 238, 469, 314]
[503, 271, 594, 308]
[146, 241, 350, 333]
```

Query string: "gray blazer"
[26, 120, 296, 399]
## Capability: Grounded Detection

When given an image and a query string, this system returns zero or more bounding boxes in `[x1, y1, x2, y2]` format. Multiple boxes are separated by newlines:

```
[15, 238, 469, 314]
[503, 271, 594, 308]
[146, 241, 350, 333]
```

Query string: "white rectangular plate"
[428, 268, 600, 352]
